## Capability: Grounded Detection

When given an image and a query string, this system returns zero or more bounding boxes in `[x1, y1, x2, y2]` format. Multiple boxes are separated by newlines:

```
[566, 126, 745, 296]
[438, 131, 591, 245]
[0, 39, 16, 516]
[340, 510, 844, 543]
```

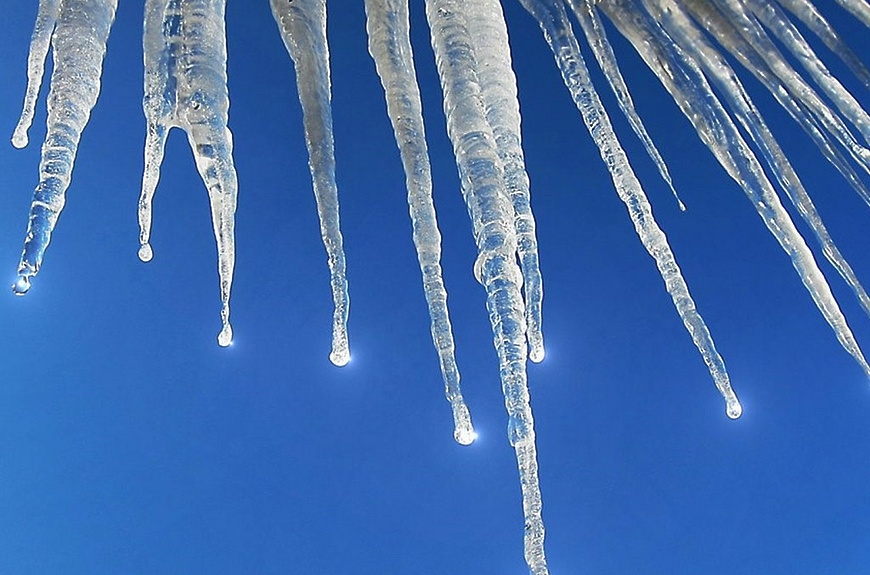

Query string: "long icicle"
[568, 0, 685, 210]
[681, 0, 870, 205]
[12, 0, 61, 149]
[599, 0, 870, 377]
[647, 0, 870, 319]
[12, 0, 118, 296]
[520, 0, 742, 418]
[139, 0, 239, 346]
[425, 0, 549, 572]
[363, 0, 475, 445]
[743, 0, 870, 144]
[775, 0, 870, 89]
[271, 0, 350, 366]
[464, 0, 547, 363]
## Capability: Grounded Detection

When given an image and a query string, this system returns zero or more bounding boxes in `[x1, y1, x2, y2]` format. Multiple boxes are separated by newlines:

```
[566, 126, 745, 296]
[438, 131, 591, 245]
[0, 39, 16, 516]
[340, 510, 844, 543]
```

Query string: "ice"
[271, 0, 350, 366]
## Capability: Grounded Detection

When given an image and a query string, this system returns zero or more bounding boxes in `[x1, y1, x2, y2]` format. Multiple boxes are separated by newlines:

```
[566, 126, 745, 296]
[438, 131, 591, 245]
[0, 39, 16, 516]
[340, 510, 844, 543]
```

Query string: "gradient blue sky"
[1, 2, 869, 574]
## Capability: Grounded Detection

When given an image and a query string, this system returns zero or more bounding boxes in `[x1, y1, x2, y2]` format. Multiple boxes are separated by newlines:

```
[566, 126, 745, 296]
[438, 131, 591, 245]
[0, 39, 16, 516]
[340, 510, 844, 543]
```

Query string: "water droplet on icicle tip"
[11, 130, 28, 149]
[217, 325, 233, 347]
[138, 243, 153, 262]
[329, 347, 350, 367]
[454, 425, 478, 446]
[529, 341, 545, 363]
[12, 275, 31, 295]
[726, 397, 743, 420]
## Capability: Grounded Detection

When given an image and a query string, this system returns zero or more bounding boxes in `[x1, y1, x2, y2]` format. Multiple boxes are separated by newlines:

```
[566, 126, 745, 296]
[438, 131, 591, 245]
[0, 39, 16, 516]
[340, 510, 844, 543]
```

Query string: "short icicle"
[363, 0, 475, 445]
[139, 0, 239, 347]
[425, 0, 549, 572]
[271, 0, 350, 366]
[12, 0, 118, 296]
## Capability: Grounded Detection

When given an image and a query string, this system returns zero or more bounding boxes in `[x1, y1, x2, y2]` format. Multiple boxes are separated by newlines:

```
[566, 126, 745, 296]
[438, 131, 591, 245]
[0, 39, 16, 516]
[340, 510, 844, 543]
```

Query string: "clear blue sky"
[1, 2, 869, 574]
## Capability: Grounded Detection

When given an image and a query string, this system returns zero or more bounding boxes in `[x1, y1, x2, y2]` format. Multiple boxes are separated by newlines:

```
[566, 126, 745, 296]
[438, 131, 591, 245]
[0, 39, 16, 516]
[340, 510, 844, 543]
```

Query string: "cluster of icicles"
[9, 0, 870, 572]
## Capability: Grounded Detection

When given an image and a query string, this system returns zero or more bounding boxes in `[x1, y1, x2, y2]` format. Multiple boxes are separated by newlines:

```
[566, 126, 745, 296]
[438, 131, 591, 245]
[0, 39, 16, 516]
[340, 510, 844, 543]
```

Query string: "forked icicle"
[12, 0, 118, 296]
[139, 0, 239, 347]
[522, 0, 742, 418]
[364, 0, 475, 445]
[426, 0, 549, 572]
[271, 0, 351, 366]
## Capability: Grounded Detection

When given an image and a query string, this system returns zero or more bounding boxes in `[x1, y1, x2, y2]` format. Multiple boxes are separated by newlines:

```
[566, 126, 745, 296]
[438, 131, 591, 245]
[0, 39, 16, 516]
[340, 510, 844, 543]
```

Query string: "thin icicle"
[12, 0, 118, 296]
[425, 0, 548, 572]
[138, 0, 238, 347]
[12, 0, 60, 149]
[695, 0, 870, 172]
[568, 0, 685, 211]
[742, 0, 870, 144]
[521, 0, 742, 419]
[835, 0, 870, 29]
[271, 0, 350, 367]
[649, 0, 870, 320]
[600, 0, 870, 377]
[463, 0, 547, 363]
[363, 0, 475, 445]
[776, 0, 870, 88]
[681, 0, 870, 200]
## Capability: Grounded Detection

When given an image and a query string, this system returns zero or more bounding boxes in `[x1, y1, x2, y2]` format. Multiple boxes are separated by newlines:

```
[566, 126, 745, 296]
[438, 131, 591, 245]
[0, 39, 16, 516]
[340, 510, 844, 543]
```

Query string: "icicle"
[425, 0, 548, 572]
[681, 0, 870, 204]
[834, 0, 870, 30]
[363, 0, 475, 445]
[12, 0, 118, 296]
[463, 0, 547, 363]
[12, 0, 60, 149]
[648, 0, 870, 319]
[776, 0, 870, 89]
[271, 0, 350, 367]
[695, 0, 870, 173]
[568, 0, 685, 211]
[520, 0, 742, 419]
[742, 0, 870, 144]
[599, 0, 870, 377]
[138, 0, 239, 347]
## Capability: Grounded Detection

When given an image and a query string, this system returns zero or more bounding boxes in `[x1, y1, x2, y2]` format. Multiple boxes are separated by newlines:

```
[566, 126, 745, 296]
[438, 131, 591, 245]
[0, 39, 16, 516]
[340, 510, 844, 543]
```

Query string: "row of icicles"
[9, 0, 870, 573]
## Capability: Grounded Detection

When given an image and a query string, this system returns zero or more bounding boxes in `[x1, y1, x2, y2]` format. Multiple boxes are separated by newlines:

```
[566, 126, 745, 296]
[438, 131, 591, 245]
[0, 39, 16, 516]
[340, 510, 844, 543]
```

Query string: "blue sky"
[1, 1, 869, 574]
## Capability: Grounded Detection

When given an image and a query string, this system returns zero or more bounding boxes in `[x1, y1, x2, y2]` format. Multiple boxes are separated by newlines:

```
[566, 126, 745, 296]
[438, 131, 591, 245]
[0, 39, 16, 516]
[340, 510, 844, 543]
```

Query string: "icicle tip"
[11, 128, 29, 149]
[138, 243, 153, 263]
[330, 347, 350, 367]
[529, 342, 545, 363]
[11, 275, 31, 296]
[454, 425, 477, 446]
[218, 325, 233, 347]
[726, 397, 743, 420]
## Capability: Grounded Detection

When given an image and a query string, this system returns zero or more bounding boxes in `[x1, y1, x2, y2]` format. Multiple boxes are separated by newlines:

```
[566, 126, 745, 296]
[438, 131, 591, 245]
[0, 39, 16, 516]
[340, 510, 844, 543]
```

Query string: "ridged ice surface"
[8, 1, 870, 572]
[139, 0, 238, 347]
[11, 0, 117, 296]
[271, 0, 350, 367]
[425, 0, 548, 572]
[364, 0, 475, 445]
[522, 0, 742, 418]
